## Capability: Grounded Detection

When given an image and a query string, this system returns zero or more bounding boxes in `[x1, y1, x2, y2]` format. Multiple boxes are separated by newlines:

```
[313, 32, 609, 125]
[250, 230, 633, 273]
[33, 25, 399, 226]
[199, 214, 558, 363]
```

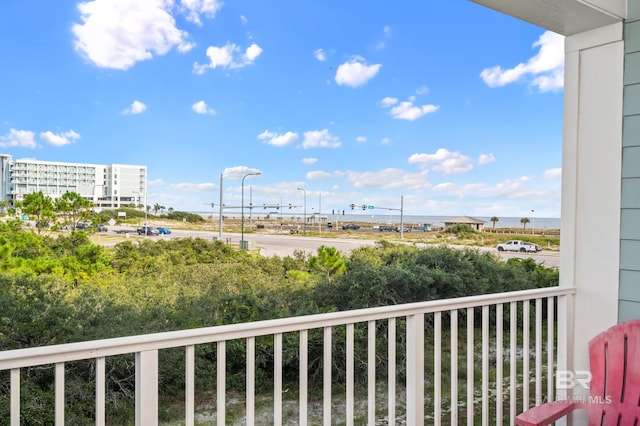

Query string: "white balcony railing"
[0, 286, 574, 425]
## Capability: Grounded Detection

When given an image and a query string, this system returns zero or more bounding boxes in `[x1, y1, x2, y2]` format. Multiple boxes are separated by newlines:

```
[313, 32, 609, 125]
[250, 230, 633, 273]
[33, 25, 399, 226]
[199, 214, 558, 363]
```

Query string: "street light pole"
[144, 186, 148, 235]
[133, 191, 141, 226]
[219, 173, 223, 240]
[241, 172, 261, 249]
[531, 209, 535, 235]
[297, 187, 306, 235]
[318, 192, 322, 234]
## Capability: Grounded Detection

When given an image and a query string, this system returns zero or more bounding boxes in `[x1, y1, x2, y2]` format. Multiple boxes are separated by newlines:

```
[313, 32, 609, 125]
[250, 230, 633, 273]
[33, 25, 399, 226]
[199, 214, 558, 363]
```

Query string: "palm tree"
[490, 216, 499, 230]
[520, 217, 530, 231]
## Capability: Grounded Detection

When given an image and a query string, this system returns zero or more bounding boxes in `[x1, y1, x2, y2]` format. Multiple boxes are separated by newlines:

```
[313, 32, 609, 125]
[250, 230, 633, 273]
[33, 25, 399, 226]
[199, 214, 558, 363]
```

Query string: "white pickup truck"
[496, 240, 541, 252]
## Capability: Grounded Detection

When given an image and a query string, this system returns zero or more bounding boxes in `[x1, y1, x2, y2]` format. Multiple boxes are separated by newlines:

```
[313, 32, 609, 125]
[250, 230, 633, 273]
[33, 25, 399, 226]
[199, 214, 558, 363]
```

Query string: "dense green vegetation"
[0, 219, 558, 424]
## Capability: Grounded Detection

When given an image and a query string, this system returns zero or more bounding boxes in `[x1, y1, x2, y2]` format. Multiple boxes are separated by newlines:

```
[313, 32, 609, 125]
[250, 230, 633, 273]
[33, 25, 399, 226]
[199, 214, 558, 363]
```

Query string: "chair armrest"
[515, 401, 580, 426]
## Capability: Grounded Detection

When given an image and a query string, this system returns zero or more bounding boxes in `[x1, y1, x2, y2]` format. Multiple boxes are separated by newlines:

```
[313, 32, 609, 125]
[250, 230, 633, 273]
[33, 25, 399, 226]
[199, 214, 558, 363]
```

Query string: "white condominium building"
[0, 154, 146, 210]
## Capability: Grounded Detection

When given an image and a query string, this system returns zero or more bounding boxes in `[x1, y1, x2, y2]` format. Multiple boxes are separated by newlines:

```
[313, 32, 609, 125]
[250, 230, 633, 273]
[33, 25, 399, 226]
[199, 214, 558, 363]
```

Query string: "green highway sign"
[367, 205, 374, 209]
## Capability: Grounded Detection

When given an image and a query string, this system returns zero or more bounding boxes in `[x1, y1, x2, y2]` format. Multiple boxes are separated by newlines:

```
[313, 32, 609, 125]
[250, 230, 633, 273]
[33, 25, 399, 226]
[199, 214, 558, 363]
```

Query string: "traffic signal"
[350, 204, 355, 210]
[362, 204, 366, 210]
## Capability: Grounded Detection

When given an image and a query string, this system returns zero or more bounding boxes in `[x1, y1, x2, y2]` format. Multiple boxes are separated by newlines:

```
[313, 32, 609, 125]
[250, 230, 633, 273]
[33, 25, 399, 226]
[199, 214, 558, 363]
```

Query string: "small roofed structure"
[443, 215, 486, 232]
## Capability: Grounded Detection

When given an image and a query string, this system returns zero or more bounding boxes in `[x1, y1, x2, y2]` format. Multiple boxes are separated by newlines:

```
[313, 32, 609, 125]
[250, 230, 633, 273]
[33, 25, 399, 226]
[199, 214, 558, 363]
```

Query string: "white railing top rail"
[0, 286, 574, 370]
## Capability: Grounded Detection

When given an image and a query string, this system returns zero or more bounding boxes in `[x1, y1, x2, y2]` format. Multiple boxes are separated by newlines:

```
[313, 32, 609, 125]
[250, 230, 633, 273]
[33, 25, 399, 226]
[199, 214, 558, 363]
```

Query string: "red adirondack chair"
[516, 319, 640, 426]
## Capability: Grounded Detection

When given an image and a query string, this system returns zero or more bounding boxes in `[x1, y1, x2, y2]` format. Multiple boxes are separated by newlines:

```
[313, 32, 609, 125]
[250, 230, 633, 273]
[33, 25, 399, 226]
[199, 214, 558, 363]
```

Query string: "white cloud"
[382, 95, 439, 121]
[307, 170, 345, 179]
[244, 43, 262, 62]
[302, 129, 341, 149]
[122, 100, 147, 115]
[40, 130, 81, 146]
[302, 158, 318, 165]
[380, 137, 392, 145]
[383, 25, 392, 37]
[0, 129, 37, 148]
[543, 168, 562, 179]
[169, 182, 215, 191]
[192, 100, 216, 115]
[258, 130, 299, 147]
[194, 42, 263, 74]
[432, 176, 534, 200]
[478, 153, 496, 165]
[335, 57, 381, 88]
[356, 136, 367, 143]
[314, 48, 326, 61]
[348, 168, 430, 190]
[480, 31, 565, 92]
[408, 148, 474, 174]
[180, 0, 222, 25]
[148, 178, 165, 186]
[416, 86, 429, 95]
[222, 166, 262, 179]
[72, 0, 195, 70]
[240, 15, 248, 24]
[380, 97, 398, 107]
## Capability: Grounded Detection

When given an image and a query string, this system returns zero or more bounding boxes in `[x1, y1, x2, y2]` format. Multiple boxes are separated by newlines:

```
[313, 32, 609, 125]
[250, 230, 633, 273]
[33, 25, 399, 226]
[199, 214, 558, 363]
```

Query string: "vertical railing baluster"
[323, 326, 332, 426]
[523, 300, 530, 411]
[434, 312, 442, 426]
[217, 342, 225, 426]
[346, 323, 354, 426]
[407, 313, 425, 425]
[482, 306, 489, 426]
[547, 297, 555, 402]
[274, 333, 283, 426]
[466, 307, 474, 426]
[509, 302, 517, 426]
[246, 338, 255, 426]
[368, 320, 376, 425]
[450, 310, 458, 426]
[388, 318, 396, 424]
[10, 368, 19, 426]
[496, 304, 503, 426]
[135, 350, 158, 426]
[185, 346, 195, 426]
[96, 357, 106, 426]
[535, 298, 542, 406]
[55, 362, 64, 426]
[299, 330, 308, 426]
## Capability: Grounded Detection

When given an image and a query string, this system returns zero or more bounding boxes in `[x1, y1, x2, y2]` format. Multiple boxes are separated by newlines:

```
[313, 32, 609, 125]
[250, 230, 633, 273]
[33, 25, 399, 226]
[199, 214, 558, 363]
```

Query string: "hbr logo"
[556, 370, 592, 390]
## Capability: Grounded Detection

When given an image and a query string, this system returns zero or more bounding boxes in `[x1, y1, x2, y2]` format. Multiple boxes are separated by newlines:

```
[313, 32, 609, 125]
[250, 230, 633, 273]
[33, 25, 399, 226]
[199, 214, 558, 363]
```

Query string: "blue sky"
[0, 0, 564, 218]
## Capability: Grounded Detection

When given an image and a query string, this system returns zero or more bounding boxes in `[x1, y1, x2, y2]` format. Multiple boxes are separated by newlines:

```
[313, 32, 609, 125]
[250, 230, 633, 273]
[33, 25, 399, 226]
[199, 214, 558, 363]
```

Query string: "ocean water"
[196, 211, 560, 230]
[323, 214, 560, 230]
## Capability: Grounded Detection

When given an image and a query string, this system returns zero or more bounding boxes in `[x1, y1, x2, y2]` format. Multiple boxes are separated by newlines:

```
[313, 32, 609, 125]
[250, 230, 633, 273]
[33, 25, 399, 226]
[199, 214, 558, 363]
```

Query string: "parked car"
[395, 226, 411, 233]
[524, 241, 543, 252]
[156, 227, 171, 234]
[496, 240, 538, 252]
[76, 221, 91, 229]
[342, 224, 360, 230]
[96, 224, 107, 232]
[379, 225, 395, 232]
[137, 226, 159, 236]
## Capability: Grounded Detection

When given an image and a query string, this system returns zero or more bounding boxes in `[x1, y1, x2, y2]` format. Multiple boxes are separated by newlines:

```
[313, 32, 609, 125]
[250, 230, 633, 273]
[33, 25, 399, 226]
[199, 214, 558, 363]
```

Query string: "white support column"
[561, 22, 623, 423]
[135, 350, 158, 426]
[562, 20, 623, 377]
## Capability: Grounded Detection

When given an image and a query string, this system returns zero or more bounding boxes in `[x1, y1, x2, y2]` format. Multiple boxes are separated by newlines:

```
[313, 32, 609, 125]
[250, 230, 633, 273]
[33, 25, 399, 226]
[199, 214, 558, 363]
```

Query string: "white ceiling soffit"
[469, 0, 624, 36]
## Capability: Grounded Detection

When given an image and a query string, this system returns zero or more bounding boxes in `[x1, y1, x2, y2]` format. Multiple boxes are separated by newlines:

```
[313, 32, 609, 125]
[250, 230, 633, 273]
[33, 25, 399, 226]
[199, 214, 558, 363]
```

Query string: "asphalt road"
[109, 225, 560, 268]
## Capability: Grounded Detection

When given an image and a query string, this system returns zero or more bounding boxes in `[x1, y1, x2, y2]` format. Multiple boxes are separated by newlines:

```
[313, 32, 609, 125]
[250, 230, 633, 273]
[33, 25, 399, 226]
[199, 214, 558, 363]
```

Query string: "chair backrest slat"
[586, 320, 640, 425]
